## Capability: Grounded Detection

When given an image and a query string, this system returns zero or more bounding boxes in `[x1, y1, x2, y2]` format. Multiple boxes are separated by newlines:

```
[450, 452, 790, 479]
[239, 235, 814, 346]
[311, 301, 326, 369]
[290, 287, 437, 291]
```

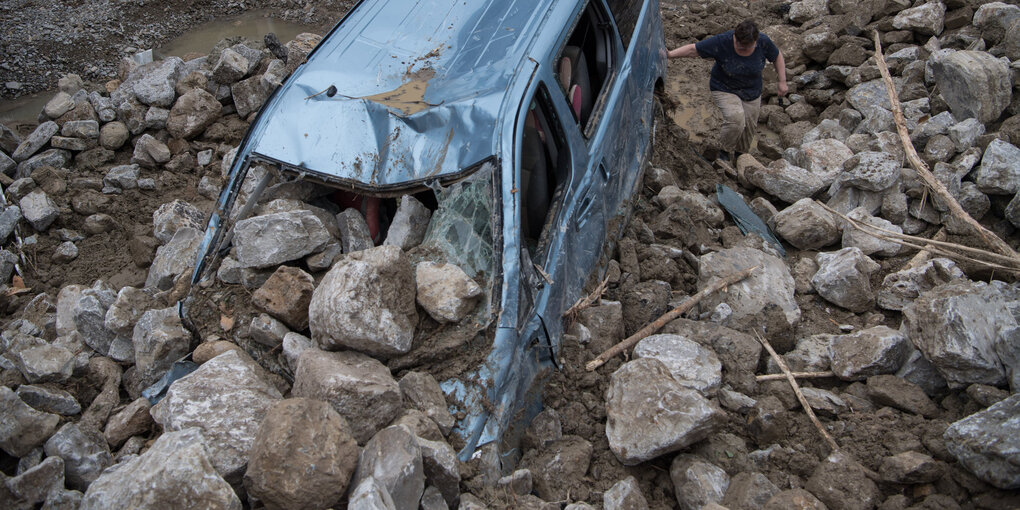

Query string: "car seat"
[521, 125, 551, 240]
[559, 46, 593, 125]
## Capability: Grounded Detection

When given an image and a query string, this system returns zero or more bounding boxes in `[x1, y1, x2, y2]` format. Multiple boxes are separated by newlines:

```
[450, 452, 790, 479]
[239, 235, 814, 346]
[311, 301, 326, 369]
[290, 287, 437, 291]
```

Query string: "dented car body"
[190, 0, 666, 460]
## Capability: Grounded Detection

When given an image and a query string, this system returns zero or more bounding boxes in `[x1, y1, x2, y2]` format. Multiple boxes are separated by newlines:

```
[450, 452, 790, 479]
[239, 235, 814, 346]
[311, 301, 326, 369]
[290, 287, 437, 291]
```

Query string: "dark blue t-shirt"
[695, 30, 779, 101]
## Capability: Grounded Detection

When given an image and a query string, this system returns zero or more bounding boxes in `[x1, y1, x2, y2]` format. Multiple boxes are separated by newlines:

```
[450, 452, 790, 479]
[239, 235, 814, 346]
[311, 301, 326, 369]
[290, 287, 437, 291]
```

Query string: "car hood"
[243, 0, 546, 190]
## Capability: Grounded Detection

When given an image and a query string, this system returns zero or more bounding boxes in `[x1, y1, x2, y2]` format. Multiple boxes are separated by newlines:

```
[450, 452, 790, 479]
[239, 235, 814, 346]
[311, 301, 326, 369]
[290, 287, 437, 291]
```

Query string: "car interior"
[558, 2, 612, 129]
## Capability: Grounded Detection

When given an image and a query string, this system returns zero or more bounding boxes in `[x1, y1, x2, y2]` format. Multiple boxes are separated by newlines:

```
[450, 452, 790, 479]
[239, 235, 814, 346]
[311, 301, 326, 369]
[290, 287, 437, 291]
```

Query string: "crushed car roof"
[243, 0, 554, 190]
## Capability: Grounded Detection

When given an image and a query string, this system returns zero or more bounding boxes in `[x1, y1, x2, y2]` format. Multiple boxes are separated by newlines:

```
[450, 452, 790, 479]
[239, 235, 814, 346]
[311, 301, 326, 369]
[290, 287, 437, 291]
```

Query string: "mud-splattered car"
[190, 0, 666, 460]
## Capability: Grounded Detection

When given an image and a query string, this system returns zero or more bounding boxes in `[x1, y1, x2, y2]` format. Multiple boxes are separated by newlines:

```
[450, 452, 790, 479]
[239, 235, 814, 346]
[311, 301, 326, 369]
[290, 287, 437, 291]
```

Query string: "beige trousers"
[711, 91, 761, 153]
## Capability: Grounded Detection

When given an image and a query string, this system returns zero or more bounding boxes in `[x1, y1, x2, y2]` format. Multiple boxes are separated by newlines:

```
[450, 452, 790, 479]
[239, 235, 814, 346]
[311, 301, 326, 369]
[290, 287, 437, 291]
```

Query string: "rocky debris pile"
[1, 1, 1020, 509]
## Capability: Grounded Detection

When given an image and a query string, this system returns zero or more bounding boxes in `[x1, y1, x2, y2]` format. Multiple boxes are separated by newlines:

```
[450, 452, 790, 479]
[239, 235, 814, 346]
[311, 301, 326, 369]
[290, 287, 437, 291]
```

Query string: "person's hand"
[777, 80, 788, 96]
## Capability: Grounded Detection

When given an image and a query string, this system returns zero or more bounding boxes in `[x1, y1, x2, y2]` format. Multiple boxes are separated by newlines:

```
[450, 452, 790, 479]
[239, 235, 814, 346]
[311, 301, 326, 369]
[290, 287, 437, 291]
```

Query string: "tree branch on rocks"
[585, 266, 757, 371]
[756, 371, 836, 382]
[903, 228, 946, 270]
[872, 31, 1020, 262]
[563, 273, 611, 325]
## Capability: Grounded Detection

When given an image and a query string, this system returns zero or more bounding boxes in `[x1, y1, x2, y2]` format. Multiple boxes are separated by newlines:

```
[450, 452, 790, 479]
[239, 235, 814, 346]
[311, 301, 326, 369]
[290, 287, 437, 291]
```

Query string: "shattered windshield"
[415, 161, 498, 316]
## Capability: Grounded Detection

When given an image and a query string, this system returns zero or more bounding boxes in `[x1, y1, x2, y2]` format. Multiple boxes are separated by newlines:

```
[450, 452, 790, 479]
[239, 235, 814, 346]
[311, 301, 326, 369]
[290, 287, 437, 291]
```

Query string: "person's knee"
[724, 109, 745, 130]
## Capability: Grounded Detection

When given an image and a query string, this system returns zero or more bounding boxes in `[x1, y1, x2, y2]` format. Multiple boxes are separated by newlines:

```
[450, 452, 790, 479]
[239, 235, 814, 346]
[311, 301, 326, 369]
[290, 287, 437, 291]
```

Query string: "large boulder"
[166, 87, 222, 139]
[150, 350, 283, 484]
[772, 198, 840, 250]
[43, 422, 111, 491]
[291, 349, 403, 444]
[414, 261, 482, 323]
[232, 210, 332, 268]
[743, 158, 827, 204]
[798, 139, 855, 185]
[244, 398, 359, 510]
[145, 227, 203, 290]
[0, 386, 59, 457]
[811, 248, 880, 312]
[633, 333, 722, 395]
[836, 151, 901, 192]
[902, 280, 1012, 388]
[351, 425, 424, 510]
[80, 428, 240, 510]
[931, 50, 1012, 124]
[698, 247, 800, 330]
[131, 307, 192, 393]
[606, 358, 724, 465]
[309, 245, 417, 357]
[131, 57, 184, 107]
[974, 139, 1020, 195]
[943, 393, 1020, 489]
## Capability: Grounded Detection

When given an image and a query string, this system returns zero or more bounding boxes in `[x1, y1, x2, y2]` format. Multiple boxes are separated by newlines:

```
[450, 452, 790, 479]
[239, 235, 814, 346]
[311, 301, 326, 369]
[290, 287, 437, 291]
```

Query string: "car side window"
[519, 83, 569, 253]
[605, 0, 640, 49]
[555, 0, 616, 135]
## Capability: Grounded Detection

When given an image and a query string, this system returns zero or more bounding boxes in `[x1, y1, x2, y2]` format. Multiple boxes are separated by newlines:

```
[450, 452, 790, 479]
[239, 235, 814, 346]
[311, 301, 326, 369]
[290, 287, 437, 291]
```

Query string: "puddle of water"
[0, 12, 314, 126]
[157, 12, 313, 58]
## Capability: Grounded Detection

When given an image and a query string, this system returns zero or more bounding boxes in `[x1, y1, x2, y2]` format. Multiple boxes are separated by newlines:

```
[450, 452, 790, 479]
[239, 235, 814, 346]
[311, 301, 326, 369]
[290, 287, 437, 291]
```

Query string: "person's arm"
[667, 43, 699, 59]
[774, 50, 788, 96]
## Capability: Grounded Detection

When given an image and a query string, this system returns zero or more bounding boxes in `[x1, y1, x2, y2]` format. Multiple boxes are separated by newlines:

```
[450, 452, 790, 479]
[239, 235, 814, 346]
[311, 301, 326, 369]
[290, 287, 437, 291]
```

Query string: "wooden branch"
[756, 371, 836, 382]
[872, 31, 1020, 261]
[754, 331, 840, 453]
[563, 273, 611, 320]
[585, 265, 758, 371]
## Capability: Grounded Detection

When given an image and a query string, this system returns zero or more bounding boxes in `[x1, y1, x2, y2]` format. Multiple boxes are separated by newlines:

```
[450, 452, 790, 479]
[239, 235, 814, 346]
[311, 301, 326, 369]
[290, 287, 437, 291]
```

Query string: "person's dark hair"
[734, 20, 759, 44]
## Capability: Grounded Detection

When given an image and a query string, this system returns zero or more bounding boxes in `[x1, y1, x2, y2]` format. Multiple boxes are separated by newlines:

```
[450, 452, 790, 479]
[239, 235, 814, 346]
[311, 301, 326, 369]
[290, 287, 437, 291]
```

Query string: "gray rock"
[974, 2, 1020, 44]
[152, 199, 205, 244]
[768, 334, 832, 374]
[763, 489, 827, 510]
[662, 319, 762, 394]
[104, 286, 158, 338]
[838, 151, 901, 192]
[892, 1, 945, 35]
[145, 227, 203, 290]
[802, 387, 849, 416]
[866, 374, 939, 417]
[943, 393, 1020, 489]
[43, 422, 111, 491]
[0, 386, 59, 457]
[244, 398, 359, 510]
[523, 409, 563, 451]
[399, 371, 454, 437]
[498, 469, 532, 496]
[309, 245, 417, 357]
[698, 247, 800, 329]
[842, 207, 903, 257]
[655, 186, 725, 227]
[931, 50, 1012, 124]
[16, 149, 71, 179]
[280, 333, 315, 373]
[879, 451, 944, 484]
[812, 247, 881, 312]
[233, 210, 332, 268]
[348, 477, 397, 510]
[721, 472, 780, 510]
[896, 348, 948, 397]
[150, 350, 283, 484]
[130, 134, 171, 168]
[0, 248, 17, 283]
[745, 159, 827, 204]
[337, 208, 375, 253]
[132, 307, 191, 393]
[670, 454, 729, 510]
[101, 164, 139, 191]
[61, 120, 99, 139]
[606, 358, 724, 465]
[633, 333, 722, 395]
[902, 280, 1012, 388]
[352, 425, 424, 510]
[231, 74, 274, 118]
[801, 119, 850, 145]
[604, 476, 648, 510]
[855, 106, 895, 135]
[292, 349, 403, 444]
[15, 385, 80, 415]
[56, 285, 84, 337]
[19, 191, 58, 232]
[772, 198, 840, 250]
[847, 79, 896, 113]
[249, 313, 289, 348]
[306, 242, 342, 271]
[14, 344, 74, 383]
[830, 326, 911, 381]
[167, 88, 222, 139]
[415, 261, 481, 323]
[132, 57, 184, 107]
[798, 139, 855, 185]
[0, 205, 21, 242]
[12, 121, 58, 162]
[420, 486, 448, 510]
[948, 117, 984, 152]
[877, 258, 963, 311]
[79, 428, 240, 510]
[72, 286, 118, 356]
[384, 195, 433, 250]
[0, 122, 21, 154]
[6, 456, 64, 507]
[417, 436, 460, 507]
[98, 121, 129, 150]
[144, 107, 169, 130]
[211, 49, 249, 84]
[50, 136, 90, 151]
[788, 0, 828, 23]
[0, 151, 14, 176]
[974, 138, 1020, 195]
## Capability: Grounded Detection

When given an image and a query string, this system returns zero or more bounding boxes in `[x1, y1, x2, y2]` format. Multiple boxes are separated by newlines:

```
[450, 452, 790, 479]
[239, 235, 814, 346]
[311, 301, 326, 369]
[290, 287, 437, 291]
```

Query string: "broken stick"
[756, 371, 835, 382]
[755, 331, 840, 453]
[585, 265, 758, 371]
[872, 31, 1020, 262]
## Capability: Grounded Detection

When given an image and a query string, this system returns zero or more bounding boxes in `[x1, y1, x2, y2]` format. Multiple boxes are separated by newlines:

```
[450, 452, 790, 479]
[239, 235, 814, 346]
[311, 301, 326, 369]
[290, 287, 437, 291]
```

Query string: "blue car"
[190, 0, 666, 460]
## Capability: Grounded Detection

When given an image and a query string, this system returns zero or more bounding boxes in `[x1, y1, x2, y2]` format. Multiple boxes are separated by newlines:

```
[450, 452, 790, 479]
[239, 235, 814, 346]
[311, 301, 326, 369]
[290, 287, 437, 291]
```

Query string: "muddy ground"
[3, 0, 1018, 509]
